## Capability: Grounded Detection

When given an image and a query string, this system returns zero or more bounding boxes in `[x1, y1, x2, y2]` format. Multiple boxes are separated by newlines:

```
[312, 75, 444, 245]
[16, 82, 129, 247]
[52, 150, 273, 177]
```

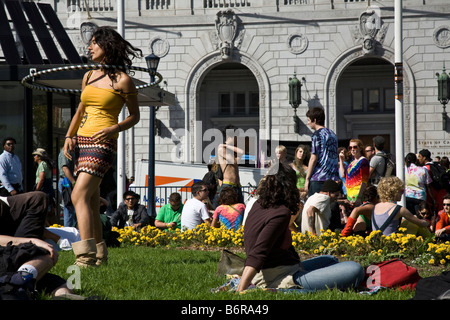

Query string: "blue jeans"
[293, 255, 365, 292]
[58, 178, 77, 227]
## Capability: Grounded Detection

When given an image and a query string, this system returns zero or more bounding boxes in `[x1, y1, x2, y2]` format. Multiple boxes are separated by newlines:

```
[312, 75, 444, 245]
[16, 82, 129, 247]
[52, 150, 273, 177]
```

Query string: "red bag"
[364, 259, 421, 290]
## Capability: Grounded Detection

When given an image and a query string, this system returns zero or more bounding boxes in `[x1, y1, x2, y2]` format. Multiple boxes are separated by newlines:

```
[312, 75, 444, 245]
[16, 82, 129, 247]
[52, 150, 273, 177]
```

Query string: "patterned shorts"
[75, 136, 117, 179]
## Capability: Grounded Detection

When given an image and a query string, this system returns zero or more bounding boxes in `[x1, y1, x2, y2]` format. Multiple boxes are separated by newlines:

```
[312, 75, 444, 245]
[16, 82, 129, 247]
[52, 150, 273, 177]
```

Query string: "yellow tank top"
[77, 71, 136, 139]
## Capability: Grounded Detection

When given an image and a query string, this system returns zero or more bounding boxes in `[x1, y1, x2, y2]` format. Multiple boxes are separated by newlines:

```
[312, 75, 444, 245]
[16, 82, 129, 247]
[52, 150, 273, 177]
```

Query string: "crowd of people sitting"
[108, 125, 450, 245]
[140, 127, 450, 245]
[1, 105, 450, 298]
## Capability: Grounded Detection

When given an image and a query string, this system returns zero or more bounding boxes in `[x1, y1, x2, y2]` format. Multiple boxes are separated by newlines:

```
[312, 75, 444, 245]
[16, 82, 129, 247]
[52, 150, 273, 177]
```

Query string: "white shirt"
[0, 151, 23, 192]
[180, 198, 210, 231]
[301, 192, 331, 236]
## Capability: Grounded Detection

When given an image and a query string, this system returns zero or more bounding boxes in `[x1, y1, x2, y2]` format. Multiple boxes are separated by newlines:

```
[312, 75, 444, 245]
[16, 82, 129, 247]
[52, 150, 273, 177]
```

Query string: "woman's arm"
[64, 72, 89, 160]
[400, 207, 429, 228]
[236, 265, 258, 292]
[338, 152, 346, 179]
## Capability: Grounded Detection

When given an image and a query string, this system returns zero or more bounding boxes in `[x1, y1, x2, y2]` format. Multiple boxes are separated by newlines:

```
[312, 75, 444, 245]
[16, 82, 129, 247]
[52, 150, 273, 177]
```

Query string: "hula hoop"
[20, 63, 162, 94]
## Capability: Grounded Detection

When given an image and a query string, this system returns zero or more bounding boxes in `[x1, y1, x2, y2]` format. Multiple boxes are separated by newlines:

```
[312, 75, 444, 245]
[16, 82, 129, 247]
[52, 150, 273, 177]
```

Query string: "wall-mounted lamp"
[289, 72, 302, 134]
[436, 65, 449, 130]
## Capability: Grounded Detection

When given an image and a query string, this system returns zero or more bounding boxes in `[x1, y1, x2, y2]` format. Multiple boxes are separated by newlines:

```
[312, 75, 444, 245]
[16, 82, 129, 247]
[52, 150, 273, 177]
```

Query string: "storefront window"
[0, 82, 25, 161]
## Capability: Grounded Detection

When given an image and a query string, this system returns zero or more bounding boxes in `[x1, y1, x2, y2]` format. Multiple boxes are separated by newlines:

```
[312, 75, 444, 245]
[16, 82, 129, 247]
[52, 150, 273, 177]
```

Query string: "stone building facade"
[48, 0, 450, 173]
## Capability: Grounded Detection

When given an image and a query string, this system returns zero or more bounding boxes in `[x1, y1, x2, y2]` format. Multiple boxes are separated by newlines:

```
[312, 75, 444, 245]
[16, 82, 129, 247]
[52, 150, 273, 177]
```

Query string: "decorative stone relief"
[433, 26, 450, 49]
[287, 33, 308, 55]
[350, 7, 387, 55]
[78, 21, 98, 57]
[150, 36, 170, 58]
[214, 9, 238, 60]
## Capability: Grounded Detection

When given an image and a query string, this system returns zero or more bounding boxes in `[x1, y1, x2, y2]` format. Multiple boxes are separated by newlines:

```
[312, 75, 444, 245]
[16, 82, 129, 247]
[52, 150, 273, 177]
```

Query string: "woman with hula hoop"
[64, 26, 142, 267]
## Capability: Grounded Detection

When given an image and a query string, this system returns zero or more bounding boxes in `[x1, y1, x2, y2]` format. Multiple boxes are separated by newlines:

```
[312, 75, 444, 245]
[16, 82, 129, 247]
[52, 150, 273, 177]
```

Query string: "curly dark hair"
[256, 162, 300, 214]
[218, 187, 239, 205]
[91, 26, 143, 82]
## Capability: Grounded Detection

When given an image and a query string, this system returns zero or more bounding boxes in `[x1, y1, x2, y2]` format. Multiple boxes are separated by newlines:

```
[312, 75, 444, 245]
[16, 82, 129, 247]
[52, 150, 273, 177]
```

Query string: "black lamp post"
[436, 65, 450, 131]
[145, 53, 160, 218]
[289, 72, 302, 134]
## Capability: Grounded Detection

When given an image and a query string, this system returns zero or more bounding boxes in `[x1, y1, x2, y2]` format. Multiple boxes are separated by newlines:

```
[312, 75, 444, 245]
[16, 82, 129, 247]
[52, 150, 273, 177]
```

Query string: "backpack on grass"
[363, 259, 421, 290]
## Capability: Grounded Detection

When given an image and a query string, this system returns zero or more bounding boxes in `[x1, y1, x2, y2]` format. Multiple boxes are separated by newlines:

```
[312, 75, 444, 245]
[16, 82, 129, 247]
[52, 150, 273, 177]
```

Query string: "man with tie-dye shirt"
[305, 107, 339, 197]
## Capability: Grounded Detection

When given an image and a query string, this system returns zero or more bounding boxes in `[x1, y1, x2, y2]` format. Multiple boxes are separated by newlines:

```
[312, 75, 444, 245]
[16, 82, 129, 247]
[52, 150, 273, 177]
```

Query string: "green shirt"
[155, 203, 184, 229]
[35, 161, 51, 184]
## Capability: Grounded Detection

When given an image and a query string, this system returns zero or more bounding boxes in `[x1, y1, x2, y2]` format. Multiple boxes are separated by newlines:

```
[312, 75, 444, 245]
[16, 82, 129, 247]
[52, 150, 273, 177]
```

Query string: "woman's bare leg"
[71, 172, 102, 241]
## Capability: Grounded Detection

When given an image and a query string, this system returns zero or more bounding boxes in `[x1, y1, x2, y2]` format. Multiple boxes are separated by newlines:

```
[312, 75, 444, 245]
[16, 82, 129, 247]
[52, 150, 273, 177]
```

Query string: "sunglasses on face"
[348, 146, 358, 150]
[443, 203, 450, 207]
[125, 197, 136, 201]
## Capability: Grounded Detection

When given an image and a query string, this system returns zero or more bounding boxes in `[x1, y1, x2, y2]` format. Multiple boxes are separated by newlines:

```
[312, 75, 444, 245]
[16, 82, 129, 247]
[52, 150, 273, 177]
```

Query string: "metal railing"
[283, 0, 309, 4]
[146, 0, 171, 10]
[58, 0, 436, 15]
[203, 0, 251, 8]
[67, 0, 114, 12]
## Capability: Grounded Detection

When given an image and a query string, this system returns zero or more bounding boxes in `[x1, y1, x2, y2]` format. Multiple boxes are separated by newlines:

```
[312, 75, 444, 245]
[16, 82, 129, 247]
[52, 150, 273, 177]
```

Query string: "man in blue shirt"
[0, 137, 23, 196]
[304, 108, 339, 197]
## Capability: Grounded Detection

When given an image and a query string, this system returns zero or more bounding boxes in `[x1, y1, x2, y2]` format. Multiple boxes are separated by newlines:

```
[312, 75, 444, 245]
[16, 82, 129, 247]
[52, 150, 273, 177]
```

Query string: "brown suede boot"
[96, 241, 108, 266]
[72, 238, 97, 267]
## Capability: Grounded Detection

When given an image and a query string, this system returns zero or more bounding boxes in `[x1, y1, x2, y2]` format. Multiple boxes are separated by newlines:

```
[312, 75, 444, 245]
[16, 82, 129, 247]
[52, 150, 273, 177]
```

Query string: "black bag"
[428, 163, 450, 191]
[381, 153, 396, 178]
[412, 271, 450, 300]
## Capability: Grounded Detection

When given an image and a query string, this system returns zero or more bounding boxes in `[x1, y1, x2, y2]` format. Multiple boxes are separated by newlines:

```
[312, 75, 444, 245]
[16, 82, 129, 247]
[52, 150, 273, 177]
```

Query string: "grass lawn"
[41, 246, 446, 318]
[49, 246, 433, 301]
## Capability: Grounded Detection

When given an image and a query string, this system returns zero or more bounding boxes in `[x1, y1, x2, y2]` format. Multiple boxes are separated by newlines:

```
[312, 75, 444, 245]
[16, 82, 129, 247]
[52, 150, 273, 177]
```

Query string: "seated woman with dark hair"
[211, 187, 245, 231]
[236, 163, 365, 293]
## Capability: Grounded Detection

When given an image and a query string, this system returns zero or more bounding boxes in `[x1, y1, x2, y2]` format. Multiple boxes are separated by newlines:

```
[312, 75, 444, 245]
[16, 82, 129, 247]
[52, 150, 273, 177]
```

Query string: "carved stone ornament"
[150, 36, 170, 58]
[215, 9, 238, 60]
[287, 33, 308, 55]
[80, 22, 98, 45]
[80, 22, 98, 56]
[359, 9, 380, 38]
[433, 26, 450, 49]
[358, 7, 382, 55]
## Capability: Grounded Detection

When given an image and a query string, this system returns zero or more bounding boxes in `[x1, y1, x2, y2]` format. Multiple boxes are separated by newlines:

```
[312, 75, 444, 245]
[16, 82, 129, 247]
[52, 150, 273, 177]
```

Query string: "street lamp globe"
[145, 53, 160, 81]
[288, 72, 302, 109]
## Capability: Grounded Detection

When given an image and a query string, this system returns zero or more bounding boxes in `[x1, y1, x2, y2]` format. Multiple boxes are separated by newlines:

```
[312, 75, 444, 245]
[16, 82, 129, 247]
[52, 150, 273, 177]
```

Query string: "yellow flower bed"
[113, 224, 449, 265]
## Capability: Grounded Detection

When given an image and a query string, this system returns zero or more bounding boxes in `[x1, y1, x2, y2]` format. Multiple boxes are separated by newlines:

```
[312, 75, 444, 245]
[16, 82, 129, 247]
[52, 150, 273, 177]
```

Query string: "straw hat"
[32, 148, 48, 157]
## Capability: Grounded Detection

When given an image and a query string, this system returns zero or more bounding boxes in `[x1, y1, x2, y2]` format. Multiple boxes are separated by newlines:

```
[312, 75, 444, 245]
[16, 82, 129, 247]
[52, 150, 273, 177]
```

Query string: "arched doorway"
[185, 52, 270, 164]
[198, 62, 259, 165]
[325, 47, 415, 156]
[336, 57, 395, 153]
